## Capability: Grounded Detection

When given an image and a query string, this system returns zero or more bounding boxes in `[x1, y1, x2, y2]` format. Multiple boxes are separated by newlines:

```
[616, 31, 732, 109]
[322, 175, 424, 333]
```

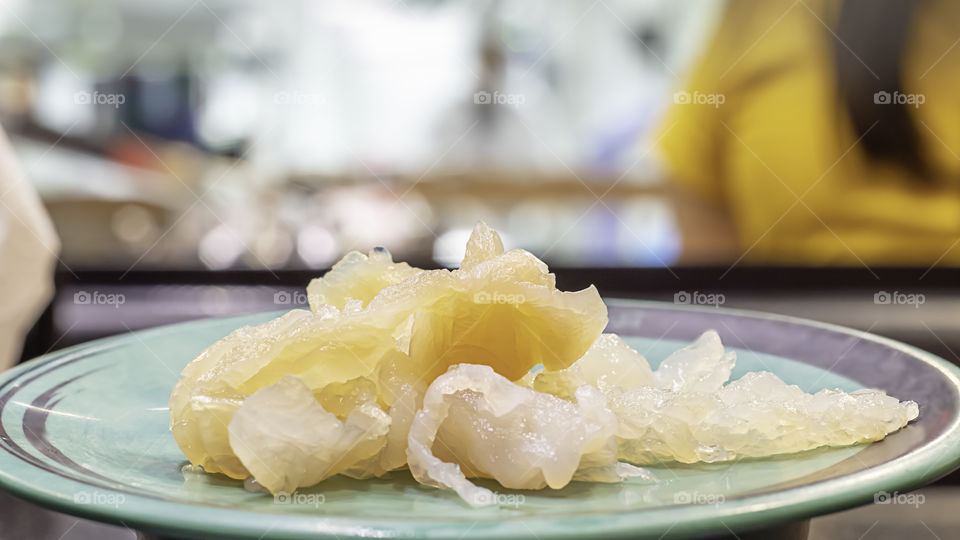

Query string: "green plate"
[0, 300, 959, 539]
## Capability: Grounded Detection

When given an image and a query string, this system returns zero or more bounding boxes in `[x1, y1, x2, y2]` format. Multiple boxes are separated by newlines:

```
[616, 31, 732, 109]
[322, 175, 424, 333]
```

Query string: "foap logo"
[874, 90, 925, 108]
[674, 290, 725, 308]
[74, 91, 126, 108]
[273, 290, 309, 305]
[473, 490, 526, 507]
[274, 491, 325, 507]
[73, 290, 125, 308]
[673, 90, 725, 108]
[274, 91, 325, 106]
[673, 490, 725, 506]
[874, 490, 925, 508]
[474, 291, 526, 305]
[473, 91, 525, 107]
[73, 490, 126, 508]
[874, 290, 925, 308]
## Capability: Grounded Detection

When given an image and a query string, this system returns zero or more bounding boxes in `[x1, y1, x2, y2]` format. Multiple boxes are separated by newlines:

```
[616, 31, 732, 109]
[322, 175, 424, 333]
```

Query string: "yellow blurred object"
[658, 0, 960, 264]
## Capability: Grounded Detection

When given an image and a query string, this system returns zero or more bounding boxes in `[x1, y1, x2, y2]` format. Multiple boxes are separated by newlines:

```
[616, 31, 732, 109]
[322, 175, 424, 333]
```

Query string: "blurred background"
[4, 0, 729, 352]
[1, 0, 956, 358]
[5, 0, 711, 271]
[0, 0, 954, 355]
[1, 0, 955, 364]
[3, 1, 960, 538]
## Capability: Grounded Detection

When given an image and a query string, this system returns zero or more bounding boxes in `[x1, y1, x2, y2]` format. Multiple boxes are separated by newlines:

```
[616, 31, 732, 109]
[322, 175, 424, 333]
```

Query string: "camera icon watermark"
[474, 291, 526, 305]
[873, 290, 925, 308]
[874, 490, 924, 508]
[73, 290, 125, 308]
[472, 490, 526, 507]
[74, 91, 126, 108]
[673, 490, 725, 506]
[674, 290, 725, 308]
[873, 90, 924, 108]
[274, 491, 325, 507]
[73, 490, 126, 508]
[273, 290, 309, 305]
[473, 90, 525, 107]
[673, 90, 725, 108]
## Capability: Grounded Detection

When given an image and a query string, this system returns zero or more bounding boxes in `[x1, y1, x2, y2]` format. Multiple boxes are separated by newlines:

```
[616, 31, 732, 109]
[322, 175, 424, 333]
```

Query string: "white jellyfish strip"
[532, 331, 918, 465]
[613, 370, 920, 464]
[406, 364, 650, 506]
[606, 334, 920, 464]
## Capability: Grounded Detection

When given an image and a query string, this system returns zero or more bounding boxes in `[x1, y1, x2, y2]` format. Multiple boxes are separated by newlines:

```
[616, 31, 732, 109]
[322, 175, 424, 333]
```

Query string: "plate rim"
[0, 300, 959, 539]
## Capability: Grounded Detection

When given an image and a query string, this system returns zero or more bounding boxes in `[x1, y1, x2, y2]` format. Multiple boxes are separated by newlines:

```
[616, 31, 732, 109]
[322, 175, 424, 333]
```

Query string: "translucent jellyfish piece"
[532, 330, 730, 403]
[459, 220, 504, 271]
[654, 330, 736, 393]
[613, 370, 919, 464]
[698, 371, 919, 460]
[372, 348, 427, 473]
[307, 247, 423, 311]
[378, 384, 422, 472]
[303, 222, 603, 385]
[171, 390, 249, 477]
[534, 334, 654, 400]
[407, 224, 606, 382]
[228, 375, 391, 495]
[407, 364, 645, 506]
[180, 307, 403, 396]
[314, 376, 379, 420]
[169, 307, 404, 476]
[408, 283, 606, 382]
